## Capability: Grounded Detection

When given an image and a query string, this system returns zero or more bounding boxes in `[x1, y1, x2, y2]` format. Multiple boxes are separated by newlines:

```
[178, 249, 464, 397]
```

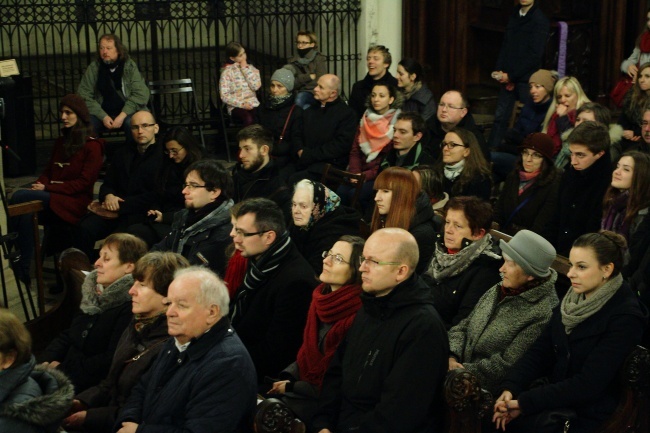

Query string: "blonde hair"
[542, 76, 591, 133]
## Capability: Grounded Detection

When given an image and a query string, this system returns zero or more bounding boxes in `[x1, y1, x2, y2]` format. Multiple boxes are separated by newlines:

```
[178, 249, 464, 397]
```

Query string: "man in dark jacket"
[381, 112, 435, 171]
[289, 74, 357, 185]
[229, 198, 318, 382]
[114, 267, 257, 433]
[488, 0, 549, 151]
[348, 45, 398, 120]
[313, 228, 449, 433]
[232, 125, 292, 220]
[74, 110, 163, 259]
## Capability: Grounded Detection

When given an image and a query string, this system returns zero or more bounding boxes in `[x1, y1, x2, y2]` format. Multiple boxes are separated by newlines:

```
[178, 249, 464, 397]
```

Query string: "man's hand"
[103, 116, 115, 129]
[102, 194, 124, 211]
[113, 112, 128, 129]
[147, 210, 163, 223]
[117, 422, 139, 433]
[448, 357, 464, 371]
[31, 182, 45, 191]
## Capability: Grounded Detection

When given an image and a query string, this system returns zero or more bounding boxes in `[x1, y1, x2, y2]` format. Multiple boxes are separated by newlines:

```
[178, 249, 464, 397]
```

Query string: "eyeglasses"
[359, 256, 401, 267]
[182, 183, 207, 190]
[130, 123, 156, 131]
[322, 251, 350, 265]
[164, 147, 184, 155]
[296, 40, 313, 46]
[521, 150, 543, 160]
[440, 141, 468, 150]
[438, 102, 464, 110]
[641, 121, 650, 128]
[233, 229, 270, 238]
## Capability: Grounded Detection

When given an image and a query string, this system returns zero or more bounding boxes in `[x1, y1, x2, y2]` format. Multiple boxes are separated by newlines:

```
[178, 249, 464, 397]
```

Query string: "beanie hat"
[273, 67, 295, 92]
[520, 132, 555, 162]
[529, 69, 557, 95]
[60, 94, 91, 124]
[499, 230, 556, 278]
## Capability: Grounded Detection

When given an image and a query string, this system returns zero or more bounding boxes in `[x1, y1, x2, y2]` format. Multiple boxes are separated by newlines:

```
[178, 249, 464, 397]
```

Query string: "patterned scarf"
[427, 234, 500, 281]
[561, 274, 623, 334]
[134, 312, 166, 333]
[267, 93, 293, 110]
[358, 109, 398, 163]
[79, 270, 134, 315]
[302, 181, 341, 230]
[518, 169, 540, 195]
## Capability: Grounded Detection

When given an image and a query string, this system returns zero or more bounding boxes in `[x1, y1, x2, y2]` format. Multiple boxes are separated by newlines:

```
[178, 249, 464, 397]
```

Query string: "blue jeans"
[9, 189, 51, 281]
[488, 81, 531, 150]
[295, 91, 315, 110]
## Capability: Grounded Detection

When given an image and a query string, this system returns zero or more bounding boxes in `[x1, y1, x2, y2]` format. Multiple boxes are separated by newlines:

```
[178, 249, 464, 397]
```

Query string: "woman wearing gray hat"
[448, 229, 560, 395]
[493, 231, 647, 433]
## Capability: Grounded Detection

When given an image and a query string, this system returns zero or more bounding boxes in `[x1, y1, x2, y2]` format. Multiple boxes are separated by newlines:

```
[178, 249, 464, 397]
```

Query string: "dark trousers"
[488, 81, 531, 150]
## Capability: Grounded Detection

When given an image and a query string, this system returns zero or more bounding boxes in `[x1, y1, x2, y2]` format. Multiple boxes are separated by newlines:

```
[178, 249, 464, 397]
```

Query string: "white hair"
[173, 266, 230, 317]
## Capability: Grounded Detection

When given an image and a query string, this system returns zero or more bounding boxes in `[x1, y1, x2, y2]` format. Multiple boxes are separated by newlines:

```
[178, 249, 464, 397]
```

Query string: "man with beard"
[78, 33, 149, 148]
[231, 125, 291, 221]
[152, 159, 234, 275]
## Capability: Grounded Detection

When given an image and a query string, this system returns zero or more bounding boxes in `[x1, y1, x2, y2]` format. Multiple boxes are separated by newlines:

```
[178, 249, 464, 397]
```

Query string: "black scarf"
[185, 196, 226, 228]
[98, 58, 126, 117]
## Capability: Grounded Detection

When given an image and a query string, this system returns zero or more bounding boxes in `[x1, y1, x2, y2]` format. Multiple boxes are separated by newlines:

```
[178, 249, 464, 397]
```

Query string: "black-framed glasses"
[233, 229, 270, 238]
[438, 102, 464, 110]
[182, 183, 207, 190]
[521, 149, 543, 160]
[130, 123, 157, 131]
[359, 256, 401, 267]
[322, 251, 350, 265]
[164, 147, 184, 155]
[440, 141, 468, 150]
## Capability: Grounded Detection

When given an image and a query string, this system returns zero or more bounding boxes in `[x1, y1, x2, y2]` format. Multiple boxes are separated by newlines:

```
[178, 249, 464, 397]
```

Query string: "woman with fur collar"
[38, 234, 147, 393]
[0, 309, 74, 433]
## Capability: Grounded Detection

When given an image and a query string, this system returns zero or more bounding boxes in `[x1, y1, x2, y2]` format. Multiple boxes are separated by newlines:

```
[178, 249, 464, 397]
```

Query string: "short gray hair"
[174, 266, 230, 317]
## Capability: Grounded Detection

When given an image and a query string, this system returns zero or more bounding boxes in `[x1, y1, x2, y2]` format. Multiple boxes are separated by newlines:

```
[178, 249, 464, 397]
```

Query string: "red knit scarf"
[641, 31, 650, 53]
[223, 249, 248, 299]
[296, 283, 362, 387]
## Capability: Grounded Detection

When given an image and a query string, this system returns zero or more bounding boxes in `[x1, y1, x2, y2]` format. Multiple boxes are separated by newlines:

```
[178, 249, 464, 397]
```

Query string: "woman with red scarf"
[267, 235, 364, 422]
[621, 9, 650, 81]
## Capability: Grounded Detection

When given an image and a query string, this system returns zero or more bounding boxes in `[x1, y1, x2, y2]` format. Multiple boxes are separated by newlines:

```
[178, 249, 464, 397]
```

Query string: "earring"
[602, 276, 606, 281]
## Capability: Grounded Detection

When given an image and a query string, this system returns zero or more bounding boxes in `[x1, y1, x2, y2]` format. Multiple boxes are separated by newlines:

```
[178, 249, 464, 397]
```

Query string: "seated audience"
[380, 111, 434, 171]
[10, 94, 103, 287]
[620, 9, 650, 80]
[284, 30, 327, 110]
[74, 110, 163, 259]
[541, 76, 590, 156]
[0, 309, 74, 433]
[493, 231, 647, 433]
[289, 180, 360, 275]
[63, 252, 189, 433]
[229, 198, 318, 381]
[436, 126, 492, 200]
[290, 74, 357, 184]
[370, 167, 435, 274]
[491, 69, 556, 182]
[268, 235, 364, 422]
[152, 159, 234, 275]
[396, 58, 436, 121]
[126, 126, 203, 247]
[219, 41, 261, 126]
[312, 228, 448, 433]
[617, 65, 650, 155]
[349, 45, 397, 120]
[341, 82, 402, 211]
[494, 133, 561, 236]
[38, 234, 147, 393]
[448, 230, 559, 394]
[114, 267, 257, 433]
[546, 121, 611, 255]
[255, 69, 304, 178]
[424, 196, 502, 328]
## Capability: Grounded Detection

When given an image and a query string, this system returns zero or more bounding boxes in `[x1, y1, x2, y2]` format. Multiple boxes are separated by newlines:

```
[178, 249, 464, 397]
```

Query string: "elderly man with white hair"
[115, 267, 257, 433]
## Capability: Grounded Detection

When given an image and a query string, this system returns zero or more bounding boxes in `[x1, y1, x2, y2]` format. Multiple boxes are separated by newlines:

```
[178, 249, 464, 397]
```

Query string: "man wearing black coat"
[348, 45, 398, 120]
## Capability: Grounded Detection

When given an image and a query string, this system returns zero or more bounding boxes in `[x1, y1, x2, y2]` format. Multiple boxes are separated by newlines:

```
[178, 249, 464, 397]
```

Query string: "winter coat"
[230, 243, 318, 380]
[426, 113, 491, 161]
[287, 50, 328, 92]
[290, 205, 361, 275]
[380, 142, 435, 171]
[401, 84, 437, 122]
[38, 272, 134, 393]
[443, 172, 492, 201]
[556, 123, 624, 170]
[152, 199, 233, 276]
[298, 97, 357, 173]
[232, 161, 292, 220]
[546, 151, 612, 255]
[494, 167, 561, 236]
[500, 282, 647, 433]
[423, 233, 503, 329]
[116, 317, 257, 433]
[349, 72, 399, 120]
[498, 97, 552, 153]
[77, 58, 150, 120]
[36, 136, 104, 224]
[410, 192, 436, 274]
[312, 273, 449, 433]
[99, 142, 164, 218]
[219, 62, 261, 113]
[0, 359, 74, 433]
[448, 270, 560, 394]
[76, 315, 169, 433]
[256, 96, 304, 169]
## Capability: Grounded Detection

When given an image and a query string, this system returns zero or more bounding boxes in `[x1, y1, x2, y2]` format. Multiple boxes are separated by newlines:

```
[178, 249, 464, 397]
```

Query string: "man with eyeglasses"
[348, 45, 398, 120]
[228, 197, 317, 382]
[380, 111, 434, 171]
[74, 110, 163, 259]
[313, 228, 448, 433]
[425, 90, 490, 161]
[152, 159, 234, 275]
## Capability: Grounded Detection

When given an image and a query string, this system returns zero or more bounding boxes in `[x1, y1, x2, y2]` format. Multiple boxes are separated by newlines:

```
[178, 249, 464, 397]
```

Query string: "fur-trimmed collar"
[79, 270, 134, 315]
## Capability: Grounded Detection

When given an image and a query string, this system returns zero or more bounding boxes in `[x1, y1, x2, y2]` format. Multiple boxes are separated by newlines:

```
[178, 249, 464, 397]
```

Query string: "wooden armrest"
[7, 200, 44, 217]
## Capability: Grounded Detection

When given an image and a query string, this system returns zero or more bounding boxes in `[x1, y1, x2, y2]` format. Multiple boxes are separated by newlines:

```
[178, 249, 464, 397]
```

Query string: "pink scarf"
[358, 109, 398, 162]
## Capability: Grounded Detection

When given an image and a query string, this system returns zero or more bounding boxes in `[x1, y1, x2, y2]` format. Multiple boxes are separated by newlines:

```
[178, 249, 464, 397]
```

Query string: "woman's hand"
[623, 130, 641, 141]
[31, 182, 45, 191]
[268, 380, 290, 394]
[41, 360, 61, 369]
[147, 210, 163, 223]
[493, 391, 520, 431]
[628, 64, 639, 81]
[556, 103, 569, 117]
[103, 194, 124, 211]
[448, 357, 464, 371]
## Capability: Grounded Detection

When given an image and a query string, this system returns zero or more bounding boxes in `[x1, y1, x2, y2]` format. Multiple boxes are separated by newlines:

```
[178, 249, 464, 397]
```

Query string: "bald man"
[74, 110, 164, 258]
[289, 73, 357, 184]
[313, 228, 449, 433]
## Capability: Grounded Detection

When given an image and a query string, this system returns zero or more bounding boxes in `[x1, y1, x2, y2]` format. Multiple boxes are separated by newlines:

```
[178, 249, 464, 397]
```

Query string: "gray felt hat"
[272, 68, 295, 92]
[499, 230, 556, 278]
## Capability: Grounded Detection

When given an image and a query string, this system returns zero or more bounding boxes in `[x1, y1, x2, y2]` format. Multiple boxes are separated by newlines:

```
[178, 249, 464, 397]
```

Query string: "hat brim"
[499, 238, 550, 278]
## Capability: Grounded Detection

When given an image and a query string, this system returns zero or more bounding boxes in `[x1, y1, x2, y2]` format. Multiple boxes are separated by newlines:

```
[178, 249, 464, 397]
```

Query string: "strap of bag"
[278, 104, 296, 143]
[504, 194, 535, 230]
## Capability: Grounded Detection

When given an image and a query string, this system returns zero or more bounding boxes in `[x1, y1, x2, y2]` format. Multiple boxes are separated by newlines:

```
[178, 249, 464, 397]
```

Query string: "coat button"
[177, 358, 182, 364]
[81, 330, 88, 338]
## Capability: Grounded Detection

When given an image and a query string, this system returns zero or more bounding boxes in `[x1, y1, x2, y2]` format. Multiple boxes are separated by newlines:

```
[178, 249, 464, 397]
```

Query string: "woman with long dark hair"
[617, 62, 650, 153]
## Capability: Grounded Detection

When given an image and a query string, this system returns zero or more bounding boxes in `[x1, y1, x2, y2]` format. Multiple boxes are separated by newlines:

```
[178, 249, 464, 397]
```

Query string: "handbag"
[610, 76, 634, 108]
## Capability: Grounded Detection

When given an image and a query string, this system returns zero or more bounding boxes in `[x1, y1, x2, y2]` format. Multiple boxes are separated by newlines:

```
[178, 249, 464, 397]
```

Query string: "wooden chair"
[507, 101, 525, 129]
[320, 163, 365, 212]
[444, 369, 493, 433]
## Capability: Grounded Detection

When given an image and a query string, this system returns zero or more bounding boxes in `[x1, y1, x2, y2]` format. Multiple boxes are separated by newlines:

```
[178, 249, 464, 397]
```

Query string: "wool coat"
[449, 270, 560, 394]
[401, 84, 437, 122]
[287, 50, 327, 92]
